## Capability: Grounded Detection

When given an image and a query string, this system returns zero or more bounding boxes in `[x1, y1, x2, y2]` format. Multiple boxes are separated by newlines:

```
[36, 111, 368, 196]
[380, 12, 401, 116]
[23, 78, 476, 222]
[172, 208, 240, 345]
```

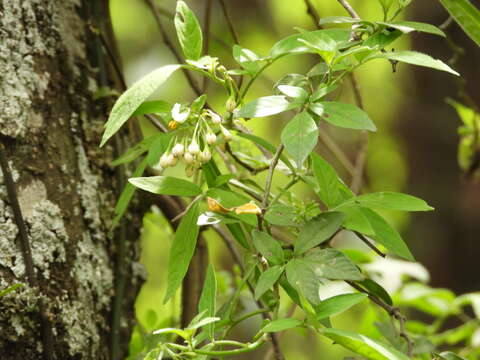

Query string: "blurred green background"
[109, 0, 480, 358]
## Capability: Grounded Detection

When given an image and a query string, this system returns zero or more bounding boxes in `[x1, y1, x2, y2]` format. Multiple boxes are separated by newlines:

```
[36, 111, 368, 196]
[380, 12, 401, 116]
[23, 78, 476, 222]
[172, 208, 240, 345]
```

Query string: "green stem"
[269, 177, 299, 207]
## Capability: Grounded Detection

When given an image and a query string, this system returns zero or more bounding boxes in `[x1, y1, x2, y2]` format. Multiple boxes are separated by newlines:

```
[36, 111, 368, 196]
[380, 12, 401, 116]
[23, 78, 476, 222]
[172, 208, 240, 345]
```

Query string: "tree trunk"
[0, 1, 141, 359]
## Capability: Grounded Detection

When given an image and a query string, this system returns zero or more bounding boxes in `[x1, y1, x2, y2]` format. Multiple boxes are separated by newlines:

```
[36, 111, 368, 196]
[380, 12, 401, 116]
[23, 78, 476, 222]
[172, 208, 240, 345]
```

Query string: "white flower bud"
[221, 126, 233, 141]
[171, 103, 190, 123]
[159, 153, 170, 168]
[172, 143, 185, 157]
[206, 132, 217, 145]
[199, 148, 212, 162]
[184, 152, 194, 164]
[209, 111, 222, 125]
[188, 141, 200, 155]
[168, 154, 178, 167]
[226, 97, 236, 113]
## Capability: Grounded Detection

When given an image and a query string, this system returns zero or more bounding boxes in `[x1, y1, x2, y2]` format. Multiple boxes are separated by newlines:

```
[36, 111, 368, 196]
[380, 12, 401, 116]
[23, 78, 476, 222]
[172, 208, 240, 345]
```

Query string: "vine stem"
[0, 143, 54, 360]
[304, 0, 322, 27]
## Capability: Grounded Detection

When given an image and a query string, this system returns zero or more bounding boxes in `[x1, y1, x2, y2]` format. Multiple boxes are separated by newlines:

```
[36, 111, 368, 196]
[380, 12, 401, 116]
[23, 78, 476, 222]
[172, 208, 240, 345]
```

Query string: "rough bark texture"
[0, 0, 142, 359]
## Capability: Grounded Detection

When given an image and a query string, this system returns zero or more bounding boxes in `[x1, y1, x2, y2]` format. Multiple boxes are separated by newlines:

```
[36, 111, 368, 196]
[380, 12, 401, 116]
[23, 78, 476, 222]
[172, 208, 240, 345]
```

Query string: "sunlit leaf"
[234, 95, 301, 118]
[315, 293, 368, 320]
[382, 51, 459, 76]
[198, 264, 217, 340]
[129, 176, 202, 197]
[355, 191, 434, 211]
[174, 1, 203, 60]
[101, 64, 181, 147]
[310, 102, 377, 131]
[438, 0, 480, 46]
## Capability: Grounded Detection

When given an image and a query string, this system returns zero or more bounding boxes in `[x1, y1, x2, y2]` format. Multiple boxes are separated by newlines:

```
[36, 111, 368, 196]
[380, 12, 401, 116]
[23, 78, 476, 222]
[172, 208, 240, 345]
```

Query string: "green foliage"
[438, 0, 480, 46]
[103, 1, 477, 359]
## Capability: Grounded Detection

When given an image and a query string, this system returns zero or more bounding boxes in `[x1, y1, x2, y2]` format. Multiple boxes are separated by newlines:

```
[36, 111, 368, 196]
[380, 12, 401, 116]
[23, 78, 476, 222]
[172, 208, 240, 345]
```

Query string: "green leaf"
[356, 279, 393, 306]
[315, 293, 368, 320]
[294, 212, 345, 255]
[234, 95, 301, 118]
[255, 265, 285, 300]
[265, 204, 300, 227]
[100, 64, 181, 147]
[321, 328, 410, 360]
[133, 100, 172, 116]
[0, 283, 24, 297]
[281, 111, 319, 168]
[233, 45, 262, 73]
[277, 85, 309, 100]
[164, 201, 200, 303]
[152, 327, 191, 339]
[236, 132, 295, 172]
[382, 51, 459, 76]
[438, 0, 480, 46]
[269, 29, 351, 58]
[311, 153, 354, 208]
[174, 1, 203, 60]
[111, 133, 164, 166]
[436, 352, 468, 360]
[363, 29, 402, 49]
[360, 207, 414, 261]
[305, 248, 364, 281]
[355, 191, 434, 211]
[111, 157, 148, 231]
[378, 21, 446, 37]
[262, 318, 303, 333]
[129, 176, 202, 197]
[252, 230, 285, 265]
[146, 133, 173, 166]
[286, 258, 321, 305]
[198, 264, 217, 340]
[310, 102, 377, 132]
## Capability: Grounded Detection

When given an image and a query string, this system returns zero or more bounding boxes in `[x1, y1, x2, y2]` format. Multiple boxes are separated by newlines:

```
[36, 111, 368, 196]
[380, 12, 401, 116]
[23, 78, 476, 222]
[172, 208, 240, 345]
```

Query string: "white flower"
[188, 140, 200, 155]
[199, 148, 211, 162]
[171, 103, 190, 123]
[221, 126, 232, 141]
[184, 152, 194, 164]
[159, 153, 170, 168]
[206, 132, 217, 145]
[207, 110, 222, 124]
[172, 143, 185, 157]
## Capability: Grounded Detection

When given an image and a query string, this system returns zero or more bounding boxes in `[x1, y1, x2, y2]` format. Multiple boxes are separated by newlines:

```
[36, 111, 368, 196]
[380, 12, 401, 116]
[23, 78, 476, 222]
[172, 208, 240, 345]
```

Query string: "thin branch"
[349, 73, 369, 194]
[202, 0, 213, 92]
[0, 143, 54, 360]
[304, 0, 322, 28]
[144, 0, 202, 96]
[218, 0, 240, 44]
[317, 130, 355, 176]
[262, 144, 284, 209]
[212, 225, 244, 273]
[354, 231, 386, 258]
[337, 0, 360, 19]
[346, 280, 413, 356]
[225, 142, 269, 174]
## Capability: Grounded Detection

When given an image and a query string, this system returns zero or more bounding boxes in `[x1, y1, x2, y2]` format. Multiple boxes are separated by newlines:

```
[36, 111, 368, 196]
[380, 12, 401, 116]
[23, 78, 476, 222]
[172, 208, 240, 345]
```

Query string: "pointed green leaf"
[234, 95, 301, 118]
[438, 0, 480, 46]
[356, 279, 393, 306]
[233, 45, 262, 73]
[360, 207, 414, 261]
[378, 21, 446, 37]
[133, 100, 172, 116]
[265, 204, 300, 227]
[305, 248, 364, 281]
[111, 133, 165, 167]
[281, 111, 319, 168]
[310, 102, 377, 131]
[355, 191, 434, 211]
[311, 153, 354, 208]
[252, 230, 285, 265]
[0, 283, 24, 298]
[286, 258, 321, 305]
[322, 328, 410, 360]
[129, 176, 202, 197]
[255, 265, 284, 300]
[437, 351, 469, 360]
[164, 201, 200, 303]
[262, 318, 303, 333]
[294, 212, 345, 255]
[174, 1, 203, 60]
[382, 51, 459, 76]
[315, 293, 368, 320]
[101, 64, 181, 147]
[198, 264, 217, 340]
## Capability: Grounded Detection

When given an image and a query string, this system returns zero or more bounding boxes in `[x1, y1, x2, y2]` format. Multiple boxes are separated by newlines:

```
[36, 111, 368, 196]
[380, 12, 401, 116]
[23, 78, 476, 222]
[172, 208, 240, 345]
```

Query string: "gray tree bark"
[0, 1, 141, 359]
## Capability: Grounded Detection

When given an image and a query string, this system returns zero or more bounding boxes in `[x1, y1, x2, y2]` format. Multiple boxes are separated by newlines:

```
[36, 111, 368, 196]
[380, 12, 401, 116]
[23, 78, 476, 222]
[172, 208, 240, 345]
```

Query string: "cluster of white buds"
[156, 103, 235, 177]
